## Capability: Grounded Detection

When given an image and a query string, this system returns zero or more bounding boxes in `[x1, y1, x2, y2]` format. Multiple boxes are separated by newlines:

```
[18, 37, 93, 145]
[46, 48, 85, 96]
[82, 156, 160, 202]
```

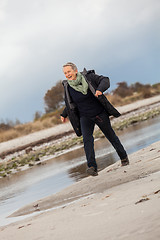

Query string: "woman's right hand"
[61, 116, 67, 123]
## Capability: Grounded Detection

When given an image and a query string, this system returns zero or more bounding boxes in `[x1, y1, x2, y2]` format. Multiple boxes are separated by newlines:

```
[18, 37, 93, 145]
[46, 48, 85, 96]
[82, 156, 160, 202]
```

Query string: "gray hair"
[63, 62, 78, 71]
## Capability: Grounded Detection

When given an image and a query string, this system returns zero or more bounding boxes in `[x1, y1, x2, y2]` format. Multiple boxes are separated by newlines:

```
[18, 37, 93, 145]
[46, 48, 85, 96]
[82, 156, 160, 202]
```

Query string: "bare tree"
[44, 81, 64, 113]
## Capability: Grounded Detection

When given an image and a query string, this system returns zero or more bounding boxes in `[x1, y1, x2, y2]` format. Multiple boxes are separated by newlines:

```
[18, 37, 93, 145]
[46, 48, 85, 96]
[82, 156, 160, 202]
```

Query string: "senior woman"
[61, 62, 129, 176]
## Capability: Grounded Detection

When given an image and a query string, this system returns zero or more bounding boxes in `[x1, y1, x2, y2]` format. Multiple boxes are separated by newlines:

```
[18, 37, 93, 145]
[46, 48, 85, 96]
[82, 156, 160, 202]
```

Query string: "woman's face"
[63, 66, 78, 80]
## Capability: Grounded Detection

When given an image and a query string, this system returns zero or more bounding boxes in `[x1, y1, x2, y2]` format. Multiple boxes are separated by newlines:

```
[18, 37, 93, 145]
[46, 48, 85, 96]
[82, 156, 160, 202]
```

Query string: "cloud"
[0, 0, 160, 122]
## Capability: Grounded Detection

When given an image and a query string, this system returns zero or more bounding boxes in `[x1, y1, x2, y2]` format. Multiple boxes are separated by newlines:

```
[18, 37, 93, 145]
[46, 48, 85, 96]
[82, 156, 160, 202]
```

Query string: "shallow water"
[0, 115, 160, 226]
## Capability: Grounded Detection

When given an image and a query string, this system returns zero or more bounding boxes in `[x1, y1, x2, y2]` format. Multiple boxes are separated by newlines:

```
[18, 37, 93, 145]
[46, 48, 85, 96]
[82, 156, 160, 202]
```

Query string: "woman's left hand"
[95, 90, 102, 97]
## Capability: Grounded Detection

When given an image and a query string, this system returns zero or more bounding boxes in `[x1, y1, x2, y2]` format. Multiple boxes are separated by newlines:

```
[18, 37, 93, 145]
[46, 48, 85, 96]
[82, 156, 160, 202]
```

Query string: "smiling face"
[63, 66, 78, 80]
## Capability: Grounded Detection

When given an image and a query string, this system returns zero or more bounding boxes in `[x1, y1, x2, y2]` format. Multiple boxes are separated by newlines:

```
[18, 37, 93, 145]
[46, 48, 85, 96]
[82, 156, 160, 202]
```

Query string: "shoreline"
[0, 96, 160, 179]
[1, 95, 160, 155]
[0, 140, 160, 239]
[8, 140, 160, 217]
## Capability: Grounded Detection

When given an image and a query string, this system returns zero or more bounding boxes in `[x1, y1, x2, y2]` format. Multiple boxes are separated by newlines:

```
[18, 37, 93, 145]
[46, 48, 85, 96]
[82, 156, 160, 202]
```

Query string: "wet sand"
[0, 140, 160, 240]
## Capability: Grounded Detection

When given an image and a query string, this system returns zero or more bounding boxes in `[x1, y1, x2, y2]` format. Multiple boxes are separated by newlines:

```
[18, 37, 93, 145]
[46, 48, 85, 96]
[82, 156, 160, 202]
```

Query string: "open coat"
[61, 68, 121, 136]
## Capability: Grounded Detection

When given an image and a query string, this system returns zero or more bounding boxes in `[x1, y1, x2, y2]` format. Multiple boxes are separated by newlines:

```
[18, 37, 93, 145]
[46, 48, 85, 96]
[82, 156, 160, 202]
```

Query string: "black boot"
[86, 167, 98, 176]
[121, 157, 129, 166]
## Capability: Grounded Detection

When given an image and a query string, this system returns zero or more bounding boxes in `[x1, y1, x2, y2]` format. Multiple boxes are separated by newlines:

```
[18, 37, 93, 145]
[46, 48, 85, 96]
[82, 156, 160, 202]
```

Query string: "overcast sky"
[0, 0, 160, 123]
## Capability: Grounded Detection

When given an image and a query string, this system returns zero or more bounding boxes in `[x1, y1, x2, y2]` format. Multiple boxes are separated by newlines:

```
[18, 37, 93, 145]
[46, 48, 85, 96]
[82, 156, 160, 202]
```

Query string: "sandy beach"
[0, 95, 160, 239]
[0, 140, 160, 240]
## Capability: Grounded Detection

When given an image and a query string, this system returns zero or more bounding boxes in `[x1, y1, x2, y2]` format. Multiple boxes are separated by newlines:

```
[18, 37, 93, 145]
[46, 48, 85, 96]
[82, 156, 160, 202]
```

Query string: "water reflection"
[68, 153, 116, 182]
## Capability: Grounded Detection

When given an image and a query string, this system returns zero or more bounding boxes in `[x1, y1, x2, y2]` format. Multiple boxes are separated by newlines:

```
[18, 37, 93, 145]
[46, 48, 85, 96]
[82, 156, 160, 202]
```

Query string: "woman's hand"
[61, 116, 68, 123]
[95, 90, 102, 97]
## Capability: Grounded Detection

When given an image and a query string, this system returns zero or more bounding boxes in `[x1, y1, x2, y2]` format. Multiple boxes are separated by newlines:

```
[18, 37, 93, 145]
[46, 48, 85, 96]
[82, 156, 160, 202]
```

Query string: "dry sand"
[0, 140, 160, 240]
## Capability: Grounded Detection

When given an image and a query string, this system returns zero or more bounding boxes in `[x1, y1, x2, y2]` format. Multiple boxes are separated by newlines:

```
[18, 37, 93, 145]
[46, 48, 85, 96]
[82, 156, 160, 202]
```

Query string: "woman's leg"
[94, 111, 128, 160]
[80, 116, 97, 171]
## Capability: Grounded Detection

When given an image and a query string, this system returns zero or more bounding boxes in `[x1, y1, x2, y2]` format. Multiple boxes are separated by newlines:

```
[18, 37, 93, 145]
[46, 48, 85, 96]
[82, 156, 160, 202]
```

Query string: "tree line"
[44, 80, 160, 113]
[1, 80, 159, 130]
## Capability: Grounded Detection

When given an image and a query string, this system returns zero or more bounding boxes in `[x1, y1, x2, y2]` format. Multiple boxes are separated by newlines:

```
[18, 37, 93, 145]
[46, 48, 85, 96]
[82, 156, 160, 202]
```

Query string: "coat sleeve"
[90, 73, 110, 93]
[60, 107, 68, 118]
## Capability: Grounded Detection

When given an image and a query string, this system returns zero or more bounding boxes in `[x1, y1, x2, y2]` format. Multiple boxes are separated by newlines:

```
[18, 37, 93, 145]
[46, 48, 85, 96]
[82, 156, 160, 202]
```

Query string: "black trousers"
[80, 111, 127, 171]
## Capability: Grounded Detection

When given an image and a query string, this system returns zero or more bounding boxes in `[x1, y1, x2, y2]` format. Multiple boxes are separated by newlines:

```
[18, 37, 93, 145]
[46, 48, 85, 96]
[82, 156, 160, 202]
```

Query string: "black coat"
[61, 68, 121, 136]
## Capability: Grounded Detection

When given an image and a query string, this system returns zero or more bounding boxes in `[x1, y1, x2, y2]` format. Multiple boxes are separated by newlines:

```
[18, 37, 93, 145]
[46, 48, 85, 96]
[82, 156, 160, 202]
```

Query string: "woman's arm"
[89, 72, 110, 93]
